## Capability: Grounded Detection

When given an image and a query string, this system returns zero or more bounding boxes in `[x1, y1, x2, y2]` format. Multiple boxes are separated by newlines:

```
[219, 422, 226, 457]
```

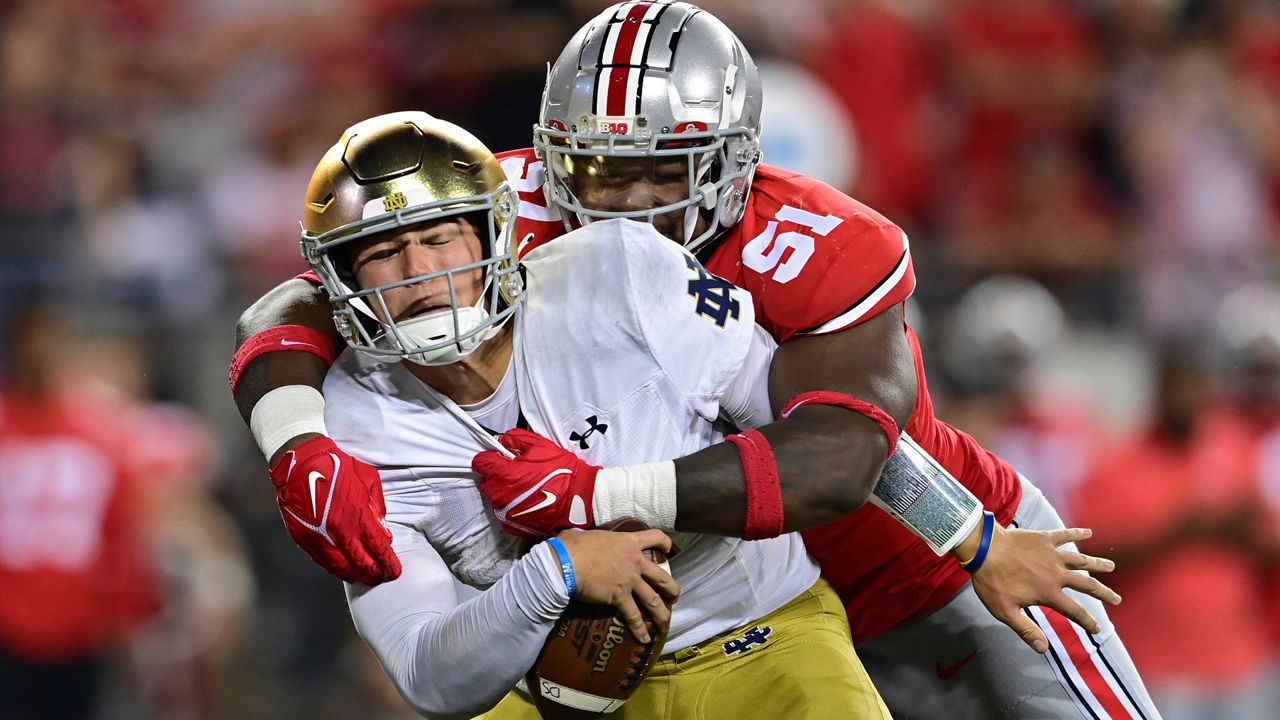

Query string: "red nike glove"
[472, 428, 599, 538]
[270, 436, 402, 585]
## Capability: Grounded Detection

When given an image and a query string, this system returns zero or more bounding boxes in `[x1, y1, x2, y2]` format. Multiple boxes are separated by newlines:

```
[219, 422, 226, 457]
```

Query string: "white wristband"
[249, 385, 329, 461]
[593, 461, 678, 531]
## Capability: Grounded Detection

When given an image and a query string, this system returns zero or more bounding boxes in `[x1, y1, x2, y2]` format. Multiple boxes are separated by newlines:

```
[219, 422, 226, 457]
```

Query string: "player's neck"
[404, 323, 514, 405]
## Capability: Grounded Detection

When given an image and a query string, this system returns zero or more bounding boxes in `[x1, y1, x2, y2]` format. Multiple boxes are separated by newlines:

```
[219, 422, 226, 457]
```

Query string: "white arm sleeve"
[718, 323, 779, 430]
[347, 522, 569, 720]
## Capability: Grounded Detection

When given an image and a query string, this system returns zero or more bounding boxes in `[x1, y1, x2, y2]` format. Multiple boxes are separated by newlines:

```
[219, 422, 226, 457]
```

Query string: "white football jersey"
[513, 219, 817, 649]
[325, 218, 817, 655]
[323, 347, 523, 589]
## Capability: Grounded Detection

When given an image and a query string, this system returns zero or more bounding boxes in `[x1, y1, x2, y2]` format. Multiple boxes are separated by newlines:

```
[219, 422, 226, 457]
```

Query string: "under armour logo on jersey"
[686, 256, 740, 328]
[569, 416, 608, 449]
[722, 625, 772, 656]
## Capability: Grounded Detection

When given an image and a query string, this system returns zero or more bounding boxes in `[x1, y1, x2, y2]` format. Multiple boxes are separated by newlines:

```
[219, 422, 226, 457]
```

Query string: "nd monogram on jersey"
[516, 218, 752, 472]
[498, 148, 1025, 644]
[324, 218, 817, 653]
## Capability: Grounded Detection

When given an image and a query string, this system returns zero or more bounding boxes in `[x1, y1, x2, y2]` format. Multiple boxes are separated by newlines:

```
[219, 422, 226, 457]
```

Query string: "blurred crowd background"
[2, 0, 1280, 718]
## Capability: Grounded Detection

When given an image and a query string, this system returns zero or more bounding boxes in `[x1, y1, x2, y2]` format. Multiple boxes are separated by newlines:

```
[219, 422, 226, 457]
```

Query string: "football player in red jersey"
[0, 305, 162, 720]
[231, 3, 1160, 718]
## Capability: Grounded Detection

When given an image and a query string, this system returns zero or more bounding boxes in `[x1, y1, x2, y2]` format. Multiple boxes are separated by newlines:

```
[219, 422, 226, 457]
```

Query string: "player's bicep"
[767, 303, 916, 428]
[235, 277, 336, 346]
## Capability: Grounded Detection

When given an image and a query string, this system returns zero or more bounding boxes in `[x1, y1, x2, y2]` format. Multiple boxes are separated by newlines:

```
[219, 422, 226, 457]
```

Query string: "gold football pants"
[477, 577, 892, 720]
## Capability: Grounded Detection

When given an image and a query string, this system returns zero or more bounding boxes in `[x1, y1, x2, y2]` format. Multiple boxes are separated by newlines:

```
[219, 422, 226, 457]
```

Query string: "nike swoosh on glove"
[472, 428, 599, 538]
[270, 436, 401, 585]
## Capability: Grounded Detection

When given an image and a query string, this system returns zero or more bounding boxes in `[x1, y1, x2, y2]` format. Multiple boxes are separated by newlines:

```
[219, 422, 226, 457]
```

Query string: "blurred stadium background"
[2, 0, 1279, 718]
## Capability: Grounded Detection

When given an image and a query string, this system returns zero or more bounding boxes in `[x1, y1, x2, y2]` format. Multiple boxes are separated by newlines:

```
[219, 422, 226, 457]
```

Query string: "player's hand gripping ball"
[526, 518, 671, 720]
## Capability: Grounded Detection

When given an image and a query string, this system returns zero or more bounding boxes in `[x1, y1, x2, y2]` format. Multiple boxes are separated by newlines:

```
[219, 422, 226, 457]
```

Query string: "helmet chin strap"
[684, 145, 719, 249]
[379, 272, 502, 366]
[387, 305, 499, 366]
[682, 204, 700, 248]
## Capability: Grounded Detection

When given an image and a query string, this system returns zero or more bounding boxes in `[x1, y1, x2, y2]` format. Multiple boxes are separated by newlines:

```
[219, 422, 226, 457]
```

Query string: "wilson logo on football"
[593, 619, 627, 673]
[527, 518, 669, 717]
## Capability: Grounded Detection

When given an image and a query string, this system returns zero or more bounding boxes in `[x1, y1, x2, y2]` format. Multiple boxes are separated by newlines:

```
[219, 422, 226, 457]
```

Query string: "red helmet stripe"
[602, 1, 657, 117]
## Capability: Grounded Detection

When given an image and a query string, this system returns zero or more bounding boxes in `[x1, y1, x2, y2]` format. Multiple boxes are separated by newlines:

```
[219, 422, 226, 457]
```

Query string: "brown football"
[525, 518, 671, 720]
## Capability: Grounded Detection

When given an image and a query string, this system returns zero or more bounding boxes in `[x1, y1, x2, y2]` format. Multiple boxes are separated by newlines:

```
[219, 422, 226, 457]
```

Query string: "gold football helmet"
[301, 111, 521, 365]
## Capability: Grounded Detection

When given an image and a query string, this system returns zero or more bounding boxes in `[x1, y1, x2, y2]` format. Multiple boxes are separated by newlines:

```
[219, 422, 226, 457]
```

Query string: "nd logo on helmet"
[383, 192, 409, 212]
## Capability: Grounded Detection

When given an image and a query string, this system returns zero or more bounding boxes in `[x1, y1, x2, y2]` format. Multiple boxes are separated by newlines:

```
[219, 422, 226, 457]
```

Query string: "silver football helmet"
[535, 1, 763, 253]
[943, 275, 1067, 394]
[300, 111, 522, 366]
[1214, 282, 1280, 395]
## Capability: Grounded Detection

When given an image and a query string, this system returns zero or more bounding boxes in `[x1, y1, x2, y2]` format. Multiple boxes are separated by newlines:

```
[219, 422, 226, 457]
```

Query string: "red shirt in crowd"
[1074, 412, 1276, 686]
[0, 389, 160, 662]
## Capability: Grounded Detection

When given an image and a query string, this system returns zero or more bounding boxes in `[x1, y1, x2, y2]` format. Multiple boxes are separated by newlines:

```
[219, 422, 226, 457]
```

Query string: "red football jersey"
[702, 165, 1023, 643]
[0, 390, 160, 661]
[509, 150, 1025, 642]
[497, 148, 568, 255]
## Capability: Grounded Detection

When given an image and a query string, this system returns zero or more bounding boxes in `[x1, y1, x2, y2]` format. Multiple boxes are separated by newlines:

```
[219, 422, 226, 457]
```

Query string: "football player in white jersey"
[269, 110, 889, 719]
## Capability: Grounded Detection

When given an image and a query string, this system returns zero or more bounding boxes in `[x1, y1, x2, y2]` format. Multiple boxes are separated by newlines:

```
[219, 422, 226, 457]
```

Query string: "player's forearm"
[231, 278, 340, 426]
[671, 405, 887, 535]
[638, 427, 982, 556]
[347, 542, 569, 719]
[232, 353, 332, 428]
[874, 433, 985, 557]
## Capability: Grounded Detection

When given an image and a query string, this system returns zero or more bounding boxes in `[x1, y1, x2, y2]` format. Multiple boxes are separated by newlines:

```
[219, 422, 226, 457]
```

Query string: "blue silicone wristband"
[545, 537, 577, 597]
[960, 511, 996, 574]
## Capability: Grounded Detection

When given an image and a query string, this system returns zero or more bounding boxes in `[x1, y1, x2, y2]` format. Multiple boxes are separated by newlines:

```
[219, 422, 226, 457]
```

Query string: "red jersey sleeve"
[495, 147, 567, 257]
[295, 270, 322, 286]
[704, 166, 915, 342]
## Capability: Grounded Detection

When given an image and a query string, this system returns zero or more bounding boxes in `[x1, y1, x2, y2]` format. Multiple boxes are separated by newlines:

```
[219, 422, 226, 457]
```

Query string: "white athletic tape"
[250, 385, 329, 461]
[594, 461, 678, 531]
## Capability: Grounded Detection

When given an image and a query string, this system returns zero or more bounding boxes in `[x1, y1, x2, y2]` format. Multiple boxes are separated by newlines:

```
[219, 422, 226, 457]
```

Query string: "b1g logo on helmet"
[597, 117, 633, 135]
